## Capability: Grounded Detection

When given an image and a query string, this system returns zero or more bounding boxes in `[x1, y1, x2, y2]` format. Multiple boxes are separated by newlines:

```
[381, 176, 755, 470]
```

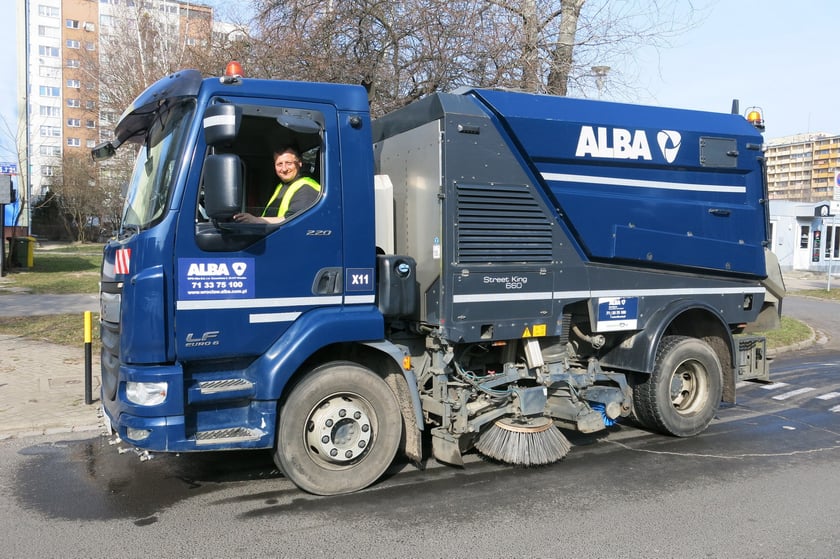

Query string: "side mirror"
[203, 154, 242, 220]
[204, 103, 241, 146]
[91, 141, 117, 161]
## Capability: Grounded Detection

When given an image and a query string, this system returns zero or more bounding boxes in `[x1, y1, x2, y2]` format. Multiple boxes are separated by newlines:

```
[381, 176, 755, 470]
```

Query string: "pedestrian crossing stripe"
[739, 382, 840, 411]
[760, 382, 789, 390]
[772, 387, 816, 400]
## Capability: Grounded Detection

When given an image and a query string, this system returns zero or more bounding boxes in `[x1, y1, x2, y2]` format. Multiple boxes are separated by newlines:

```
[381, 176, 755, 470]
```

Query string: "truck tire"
[274, 362, 402, 495]
[632, 335, 723, 437]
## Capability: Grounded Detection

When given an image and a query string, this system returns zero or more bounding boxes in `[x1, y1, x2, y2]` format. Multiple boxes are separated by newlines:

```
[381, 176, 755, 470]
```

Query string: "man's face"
[274, 152, 302, 183]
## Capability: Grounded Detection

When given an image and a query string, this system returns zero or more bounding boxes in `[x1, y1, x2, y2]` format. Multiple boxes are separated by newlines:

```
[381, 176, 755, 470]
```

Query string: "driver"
[233, 146, 320, 224]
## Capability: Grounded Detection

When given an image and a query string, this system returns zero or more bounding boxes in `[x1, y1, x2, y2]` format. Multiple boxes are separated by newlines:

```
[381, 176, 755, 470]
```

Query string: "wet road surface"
[5, 347, 840, 557]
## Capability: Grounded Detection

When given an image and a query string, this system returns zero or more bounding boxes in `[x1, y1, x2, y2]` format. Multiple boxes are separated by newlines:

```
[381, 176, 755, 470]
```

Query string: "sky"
[2, 0, 840, 164]
[629, 0, 840, 140]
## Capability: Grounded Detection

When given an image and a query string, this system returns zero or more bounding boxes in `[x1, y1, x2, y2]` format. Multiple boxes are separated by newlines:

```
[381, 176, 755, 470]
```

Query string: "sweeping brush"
[475, 416, 571, 466]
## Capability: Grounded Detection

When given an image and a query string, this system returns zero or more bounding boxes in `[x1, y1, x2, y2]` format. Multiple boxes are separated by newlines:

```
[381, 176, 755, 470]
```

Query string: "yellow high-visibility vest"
[261, 176, 320, 218]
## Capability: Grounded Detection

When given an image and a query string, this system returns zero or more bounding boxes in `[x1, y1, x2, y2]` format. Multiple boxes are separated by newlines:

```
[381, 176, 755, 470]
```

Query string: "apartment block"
[766, 133, 840, 201]
[20, 0, 216, 206]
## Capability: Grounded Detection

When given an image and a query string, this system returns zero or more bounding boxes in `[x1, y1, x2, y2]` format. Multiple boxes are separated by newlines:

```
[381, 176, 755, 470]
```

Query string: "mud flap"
[431, 427, 464, 467]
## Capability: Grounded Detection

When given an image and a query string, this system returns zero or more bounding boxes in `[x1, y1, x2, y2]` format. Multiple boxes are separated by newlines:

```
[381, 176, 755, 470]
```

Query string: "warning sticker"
[522, 324, 547, 338]
[178, 258, 254, 300]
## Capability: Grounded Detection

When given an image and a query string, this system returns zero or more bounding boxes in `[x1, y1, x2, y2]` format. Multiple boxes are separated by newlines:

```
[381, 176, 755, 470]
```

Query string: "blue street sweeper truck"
[94, 63, 784, 495]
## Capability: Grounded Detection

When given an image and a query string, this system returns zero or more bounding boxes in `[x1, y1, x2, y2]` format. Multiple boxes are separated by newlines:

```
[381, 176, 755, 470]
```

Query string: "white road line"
[760, 382, 790, 391]
[772, 387, 816, 401]
[816, 392, 840, 401]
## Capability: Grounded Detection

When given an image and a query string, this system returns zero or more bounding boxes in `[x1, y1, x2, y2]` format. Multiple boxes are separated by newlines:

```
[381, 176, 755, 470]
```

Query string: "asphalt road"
[783, 294, 840, 350]
[3, 343, 840, 558]
[1, 294, 837, 557]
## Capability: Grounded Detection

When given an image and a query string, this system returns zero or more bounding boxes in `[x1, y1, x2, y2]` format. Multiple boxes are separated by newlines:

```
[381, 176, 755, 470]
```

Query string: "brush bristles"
[475, 421, 571, 466]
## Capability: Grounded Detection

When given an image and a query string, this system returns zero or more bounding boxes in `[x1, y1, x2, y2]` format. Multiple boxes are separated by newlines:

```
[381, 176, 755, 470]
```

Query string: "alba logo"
[575, 126, 683, 164]
[656, 130, 682, 163]
[575, 126, 652, 160]
[231, 262, 247, 276]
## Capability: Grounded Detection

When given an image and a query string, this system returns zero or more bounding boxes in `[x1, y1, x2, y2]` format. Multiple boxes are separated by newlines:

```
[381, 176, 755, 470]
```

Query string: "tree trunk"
[546, 0, 585, 96]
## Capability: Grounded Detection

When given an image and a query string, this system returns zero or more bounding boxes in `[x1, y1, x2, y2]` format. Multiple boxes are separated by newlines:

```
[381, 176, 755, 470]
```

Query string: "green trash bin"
[12, 237, 35, 268]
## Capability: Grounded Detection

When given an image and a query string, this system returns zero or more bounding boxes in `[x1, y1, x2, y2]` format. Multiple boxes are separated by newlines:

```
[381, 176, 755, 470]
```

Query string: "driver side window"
[195, 104, 325, 251]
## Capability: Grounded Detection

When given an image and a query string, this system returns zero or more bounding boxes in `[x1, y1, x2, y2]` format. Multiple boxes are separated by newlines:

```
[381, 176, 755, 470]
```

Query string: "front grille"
[456, 182, 553, 263]
[100, 317, 120, 401]
[99, 287, 121, 401]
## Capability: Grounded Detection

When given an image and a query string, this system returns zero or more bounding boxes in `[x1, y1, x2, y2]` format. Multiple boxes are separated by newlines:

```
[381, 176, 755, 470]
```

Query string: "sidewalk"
[0, 333, 102, 439]
[0, 293, 102, 440]
[0, 270, 832, 440]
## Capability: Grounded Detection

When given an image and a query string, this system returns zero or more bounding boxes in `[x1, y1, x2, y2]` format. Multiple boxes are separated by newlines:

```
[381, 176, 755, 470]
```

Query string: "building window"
[67, 137, 81, 147]
[85, 42, 96, 51]
[827, 226, 840, 259]
[39, 145, 62, 156]
[800, 225, 810, 249]
[39, 86, 60, 97]
[40, 126, 61, 137]
[41, 165, 57, 176]
[38, 25, 60, 38]
[39, 66, 60, 78]
[66, 19, 80, 29]
[39, 106, 61, 117]
[86, 139, 97, 148]
[86, 120, 96, 129]
[66, 59, 81, 68]
[38, 5, 60, 17]
[67, 118, 81, 127]
[66, 79, 81, 89]
[38, 45, 60, 57]
[85, 100, 96, 110]
[67, 98, 81, 108]
[84, 22, 96, 32]
[66, 39, 80, 49]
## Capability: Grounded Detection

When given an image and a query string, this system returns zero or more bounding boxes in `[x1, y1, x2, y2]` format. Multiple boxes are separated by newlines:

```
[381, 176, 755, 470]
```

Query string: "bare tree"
[92, 3, 218, 115]
[47, 151, 104, 242]
[249, 0, 706, 107]
[73, 2, 233, 239]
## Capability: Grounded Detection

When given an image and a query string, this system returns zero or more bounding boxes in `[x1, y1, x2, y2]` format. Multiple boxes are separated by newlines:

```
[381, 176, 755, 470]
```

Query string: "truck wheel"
[275, 362, 402, 495]
[632, 335, 723, 437]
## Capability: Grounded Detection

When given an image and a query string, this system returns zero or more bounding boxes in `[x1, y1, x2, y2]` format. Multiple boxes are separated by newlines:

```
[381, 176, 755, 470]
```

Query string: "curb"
[0, 422, 102, 442]
[766, 322, 818, 359]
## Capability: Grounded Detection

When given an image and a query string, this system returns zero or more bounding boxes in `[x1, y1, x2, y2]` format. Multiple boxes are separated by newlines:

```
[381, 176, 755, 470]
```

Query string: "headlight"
[126, 381, 168, 406]
[126, 427, 151, 441]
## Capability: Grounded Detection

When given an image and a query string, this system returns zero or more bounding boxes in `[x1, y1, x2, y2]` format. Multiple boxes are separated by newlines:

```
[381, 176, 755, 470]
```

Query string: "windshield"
[121, 99, 196, 232]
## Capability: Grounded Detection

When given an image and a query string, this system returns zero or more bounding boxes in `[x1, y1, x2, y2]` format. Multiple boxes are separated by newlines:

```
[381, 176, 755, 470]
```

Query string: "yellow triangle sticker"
[522, 327, 532, 338]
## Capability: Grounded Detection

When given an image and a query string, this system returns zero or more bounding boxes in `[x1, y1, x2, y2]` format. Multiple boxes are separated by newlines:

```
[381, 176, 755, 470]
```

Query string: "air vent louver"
[456, 183, 553, 263]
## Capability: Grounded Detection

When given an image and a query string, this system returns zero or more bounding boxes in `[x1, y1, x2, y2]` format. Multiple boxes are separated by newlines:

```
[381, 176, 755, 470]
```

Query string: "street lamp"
[591, 65, 610, 99]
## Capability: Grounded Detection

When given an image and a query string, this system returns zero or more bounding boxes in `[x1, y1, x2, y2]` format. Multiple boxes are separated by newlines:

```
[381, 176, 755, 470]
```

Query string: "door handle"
[312, 267, 343, 294]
